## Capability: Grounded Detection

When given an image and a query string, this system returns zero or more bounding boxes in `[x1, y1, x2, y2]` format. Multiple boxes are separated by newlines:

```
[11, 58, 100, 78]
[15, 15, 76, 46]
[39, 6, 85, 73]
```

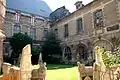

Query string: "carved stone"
[20, 44, 32, 80]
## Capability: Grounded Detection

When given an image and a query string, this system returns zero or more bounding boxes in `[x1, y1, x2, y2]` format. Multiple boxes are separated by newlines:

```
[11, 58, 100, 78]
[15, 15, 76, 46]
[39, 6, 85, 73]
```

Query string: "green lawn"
[46, 64, 78, 80]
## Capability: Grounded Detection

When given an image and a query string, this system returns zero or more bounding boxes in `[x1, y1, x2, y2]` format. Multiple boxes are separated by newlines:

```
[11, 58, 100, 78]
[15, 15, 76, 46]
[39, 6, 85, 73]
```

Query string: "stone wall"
[4, 11, 50, 40]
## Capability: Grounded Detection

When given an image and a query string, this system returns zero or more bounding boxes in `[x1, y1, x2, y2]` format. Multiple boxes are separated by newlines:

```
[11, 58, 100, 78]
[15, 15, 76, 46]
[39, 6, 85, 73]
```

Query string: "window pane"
[94, 9, 104, 27]
[30, 28, 36, 40]
[77, 18, 83, 33]
[13, 23, 21, 34]
[64, 24, 69, 38]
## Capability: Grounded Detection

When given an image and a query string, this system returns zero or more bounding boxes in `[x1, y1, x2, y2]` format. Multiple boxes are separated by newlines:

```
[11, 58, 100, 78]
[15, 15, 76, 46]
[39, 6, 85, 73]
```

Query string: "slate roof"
[6, 0, 52, 17]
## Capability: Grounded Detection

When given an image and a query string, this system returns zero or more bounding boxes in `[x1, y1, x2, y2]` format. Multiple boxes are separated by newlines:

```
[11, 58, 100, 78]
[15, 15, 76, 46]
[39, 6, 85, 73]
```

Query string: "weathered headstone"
[20, 44, 32, 80]
[93, 46, 106, 80]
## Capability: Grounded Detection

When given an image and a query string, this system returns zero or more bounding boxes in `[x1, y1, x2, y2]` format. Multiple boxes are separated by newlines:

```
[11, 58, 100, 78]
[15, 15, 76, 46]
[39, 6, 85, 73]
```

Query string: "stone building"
[3, 0, 52, 58]
[51, 0, 120, 63]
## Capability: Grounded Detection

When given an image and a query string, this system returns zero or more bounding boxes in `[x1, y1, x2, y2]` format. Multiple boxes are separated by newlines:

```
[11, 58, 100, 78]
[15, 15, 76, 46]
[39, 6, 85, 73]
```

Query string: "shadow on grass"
[47, 64, 76, 70]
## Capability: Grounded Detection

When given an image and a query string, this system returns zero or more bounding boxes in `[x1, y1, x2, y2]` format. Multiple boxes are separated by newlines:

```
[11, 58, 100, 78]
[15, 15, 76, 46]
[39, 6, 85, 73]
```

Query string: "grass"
[47, 64, 78, 80]
[33, 64, 78, 80]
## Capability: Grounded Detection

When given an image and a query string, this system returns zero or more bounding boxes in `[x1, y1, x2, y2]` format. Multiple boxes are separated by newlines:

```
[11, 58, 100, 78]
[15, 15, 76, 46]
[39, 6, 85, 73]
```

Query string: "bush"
[102, 46, 120, 67]
[31, 46, 41, 65]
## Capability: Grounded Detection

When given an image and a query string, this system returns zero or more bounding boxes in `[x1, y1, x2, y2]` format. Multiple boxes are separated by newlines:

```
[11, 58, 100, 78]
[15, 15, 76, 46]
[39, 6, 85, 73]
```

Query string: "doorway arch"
[64, 46, 72, 61]
[76, 43, 88, 61]
[93, 39, 113, 58]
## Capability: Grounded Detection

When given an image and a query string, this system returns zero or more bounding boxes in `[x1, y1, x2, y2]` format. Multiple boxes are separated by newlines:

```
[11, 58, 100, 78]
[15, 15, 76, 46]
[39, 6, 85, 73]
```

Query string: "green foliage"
[102, 46, 120, 67]
[32, 46, 41, 55]
[41, 31, 62, 63]
[79, 55, 94, 66]
[9, 33, 32, 64]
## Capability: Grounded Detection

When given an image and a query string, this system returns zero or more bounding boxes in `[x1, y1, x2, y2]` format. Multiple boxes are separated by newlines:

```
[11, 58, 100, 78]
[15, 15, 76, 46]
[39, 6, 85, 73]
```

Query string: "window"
[55, 29, 58, 37]
[31, 17, 35, 25]
[43, 28, 48, 36]
[64, 47, 72, 60]
[13, 23, 21, 34]
[30, 28, 36, 40]
[15, 13, 20, 22]
[64, 24, 69, 38]
[77, 18, 83, 33]
[94, 9, 104, 28]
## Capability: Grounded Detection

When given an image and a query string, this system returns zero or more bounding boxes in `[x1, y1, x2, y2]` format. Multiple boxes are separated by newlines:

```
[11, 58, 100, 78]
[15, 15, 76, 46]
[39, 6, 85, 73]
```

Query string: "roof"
[52, 0, 96, 24]
[6, 0, 52, 17]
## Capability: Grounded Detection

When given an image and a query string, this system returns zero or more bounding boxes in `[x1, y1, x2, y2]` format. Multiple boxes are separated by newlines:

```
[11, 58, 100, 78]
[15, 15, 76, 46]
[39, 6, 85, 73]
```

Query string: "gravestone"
[93, 46, 106, 80]
[20, 44, 32, 80]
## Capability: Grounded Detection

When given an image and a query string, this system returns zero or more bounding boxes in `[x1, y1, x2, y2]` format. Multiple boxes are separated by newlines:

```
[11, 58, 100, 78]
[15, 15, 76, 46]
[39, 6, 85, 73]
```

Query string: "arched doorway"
[93, 40, 113, 58]
[76, 43, 88, 61]
[64, 47, 72, 61]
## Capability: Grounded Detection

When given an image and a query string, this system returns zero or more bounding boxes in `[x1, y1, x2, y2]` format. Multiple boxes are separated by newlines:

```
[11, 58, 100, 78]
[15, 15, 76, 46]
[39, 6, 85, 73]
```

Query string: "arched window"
[76, 44, 88, 60]
[64, 47, 72, 61]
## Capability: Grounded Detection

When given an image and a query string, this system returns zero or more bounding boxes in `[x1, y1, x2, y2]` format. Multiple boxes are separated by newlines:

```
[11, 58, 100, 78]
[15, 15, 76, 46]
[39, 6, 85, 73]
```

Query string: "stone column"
[62, 50, 65, 62]
[0, 0, 6, 73]
[71, 49, 76, 64]
[0, 32, 5, 72]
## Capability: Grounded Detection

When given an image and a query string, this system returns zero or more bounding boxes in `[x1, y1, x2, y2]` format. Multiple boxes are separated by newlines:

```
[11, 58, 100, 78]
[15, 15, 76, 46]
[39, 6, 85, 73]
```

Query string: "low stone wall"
[77, 63, 93, 80]
[78, 62, 120, 80]
[31, 68, 46, 80]
[0, 63, 20, 80]
[0, 62, 47, 80]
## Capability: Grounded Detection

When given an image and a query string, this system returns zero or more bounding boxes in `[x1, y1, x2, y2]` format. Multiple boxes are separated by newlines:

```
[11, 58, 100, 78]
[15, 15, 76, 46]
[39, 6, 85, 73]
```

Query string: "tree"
[31, 46, 41, 64]
[9, 33, 32, 64]
[41, 31, 62, 63]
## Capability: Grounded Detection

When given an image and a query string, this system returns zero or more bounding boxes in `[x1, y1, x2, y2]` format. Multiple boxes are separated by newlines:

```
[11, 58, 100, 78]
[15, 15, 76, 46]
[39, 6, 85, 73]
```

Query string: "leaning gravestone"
[20, 44, 32, 80]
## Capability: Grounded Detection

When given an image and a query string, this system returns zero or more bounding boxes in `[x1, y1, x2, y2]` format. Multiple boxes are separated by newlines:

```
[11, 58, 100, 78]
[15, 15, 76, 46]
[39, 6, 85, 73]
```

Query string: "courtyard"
[32, 64, 78, 80]
[47, 64, 77, 80]
[0, 0, 120, 80]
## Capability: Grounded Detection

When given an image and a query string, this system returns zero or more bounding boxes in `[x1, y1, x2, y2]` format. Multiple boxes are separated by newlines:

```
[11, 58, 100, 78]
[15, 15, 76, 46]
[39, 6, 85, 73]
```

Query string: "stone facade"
[3, 8, 51, 58]
[51, 0, 120, 63]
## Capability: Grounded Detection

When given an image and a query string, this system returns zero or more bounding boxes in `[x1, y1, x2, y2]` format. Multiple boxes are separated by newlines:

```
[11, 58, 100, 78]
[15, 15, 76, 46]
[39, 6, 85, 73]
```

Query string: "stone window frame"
[15, 12, 20, 23]
[30, 27, 36, 40]
[13, 23, 21, 34]
[31, 16, 35, 25]
[64, 24, 69, 38]
[43, 28, 48, 37]
[64, 47, 72, 61]
[76, 17, 84, 34]
[54, 28, 58, 38]
[93, 9, 104, 29]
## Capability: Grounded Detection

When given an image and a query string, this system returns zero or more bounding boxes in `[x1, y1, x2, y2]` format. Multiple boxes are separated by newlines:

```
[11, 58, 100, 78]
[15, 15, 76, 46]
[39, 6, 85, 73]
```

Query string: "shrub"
[102, 46, 120, 67]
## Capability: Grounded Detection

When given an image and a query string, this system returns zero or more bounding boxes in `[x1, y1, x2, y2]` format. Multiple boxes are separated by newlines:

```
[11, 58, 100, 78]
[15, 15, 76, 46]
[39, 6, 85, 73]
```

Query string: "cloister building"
[3, 0, 52, 58]
[50, 0, 120, 63]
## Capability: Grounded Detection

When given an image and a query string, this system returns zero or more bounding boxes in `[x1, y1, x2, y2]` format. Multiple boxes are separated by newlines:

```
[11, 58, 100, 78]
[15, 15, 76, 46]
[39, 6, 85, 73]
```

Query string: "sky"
[43, 0, 93, 12]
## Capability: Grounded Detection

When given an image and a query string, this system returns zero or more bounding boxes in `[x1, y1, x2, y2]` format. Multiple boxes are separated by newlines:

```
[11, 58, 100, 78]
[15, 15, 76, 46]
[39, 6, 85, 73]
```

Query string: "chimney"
[74, 1, 83, 10]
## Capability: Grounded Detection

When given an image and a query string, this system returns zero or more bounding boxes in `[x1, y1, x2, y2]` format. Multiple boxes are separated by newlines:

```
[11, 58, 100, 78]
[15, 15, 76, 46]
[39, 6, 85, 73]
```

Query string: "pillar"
[0, 31, 5, 73]
[0, 0, 6, 73]
[20, 44, 32, 80]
